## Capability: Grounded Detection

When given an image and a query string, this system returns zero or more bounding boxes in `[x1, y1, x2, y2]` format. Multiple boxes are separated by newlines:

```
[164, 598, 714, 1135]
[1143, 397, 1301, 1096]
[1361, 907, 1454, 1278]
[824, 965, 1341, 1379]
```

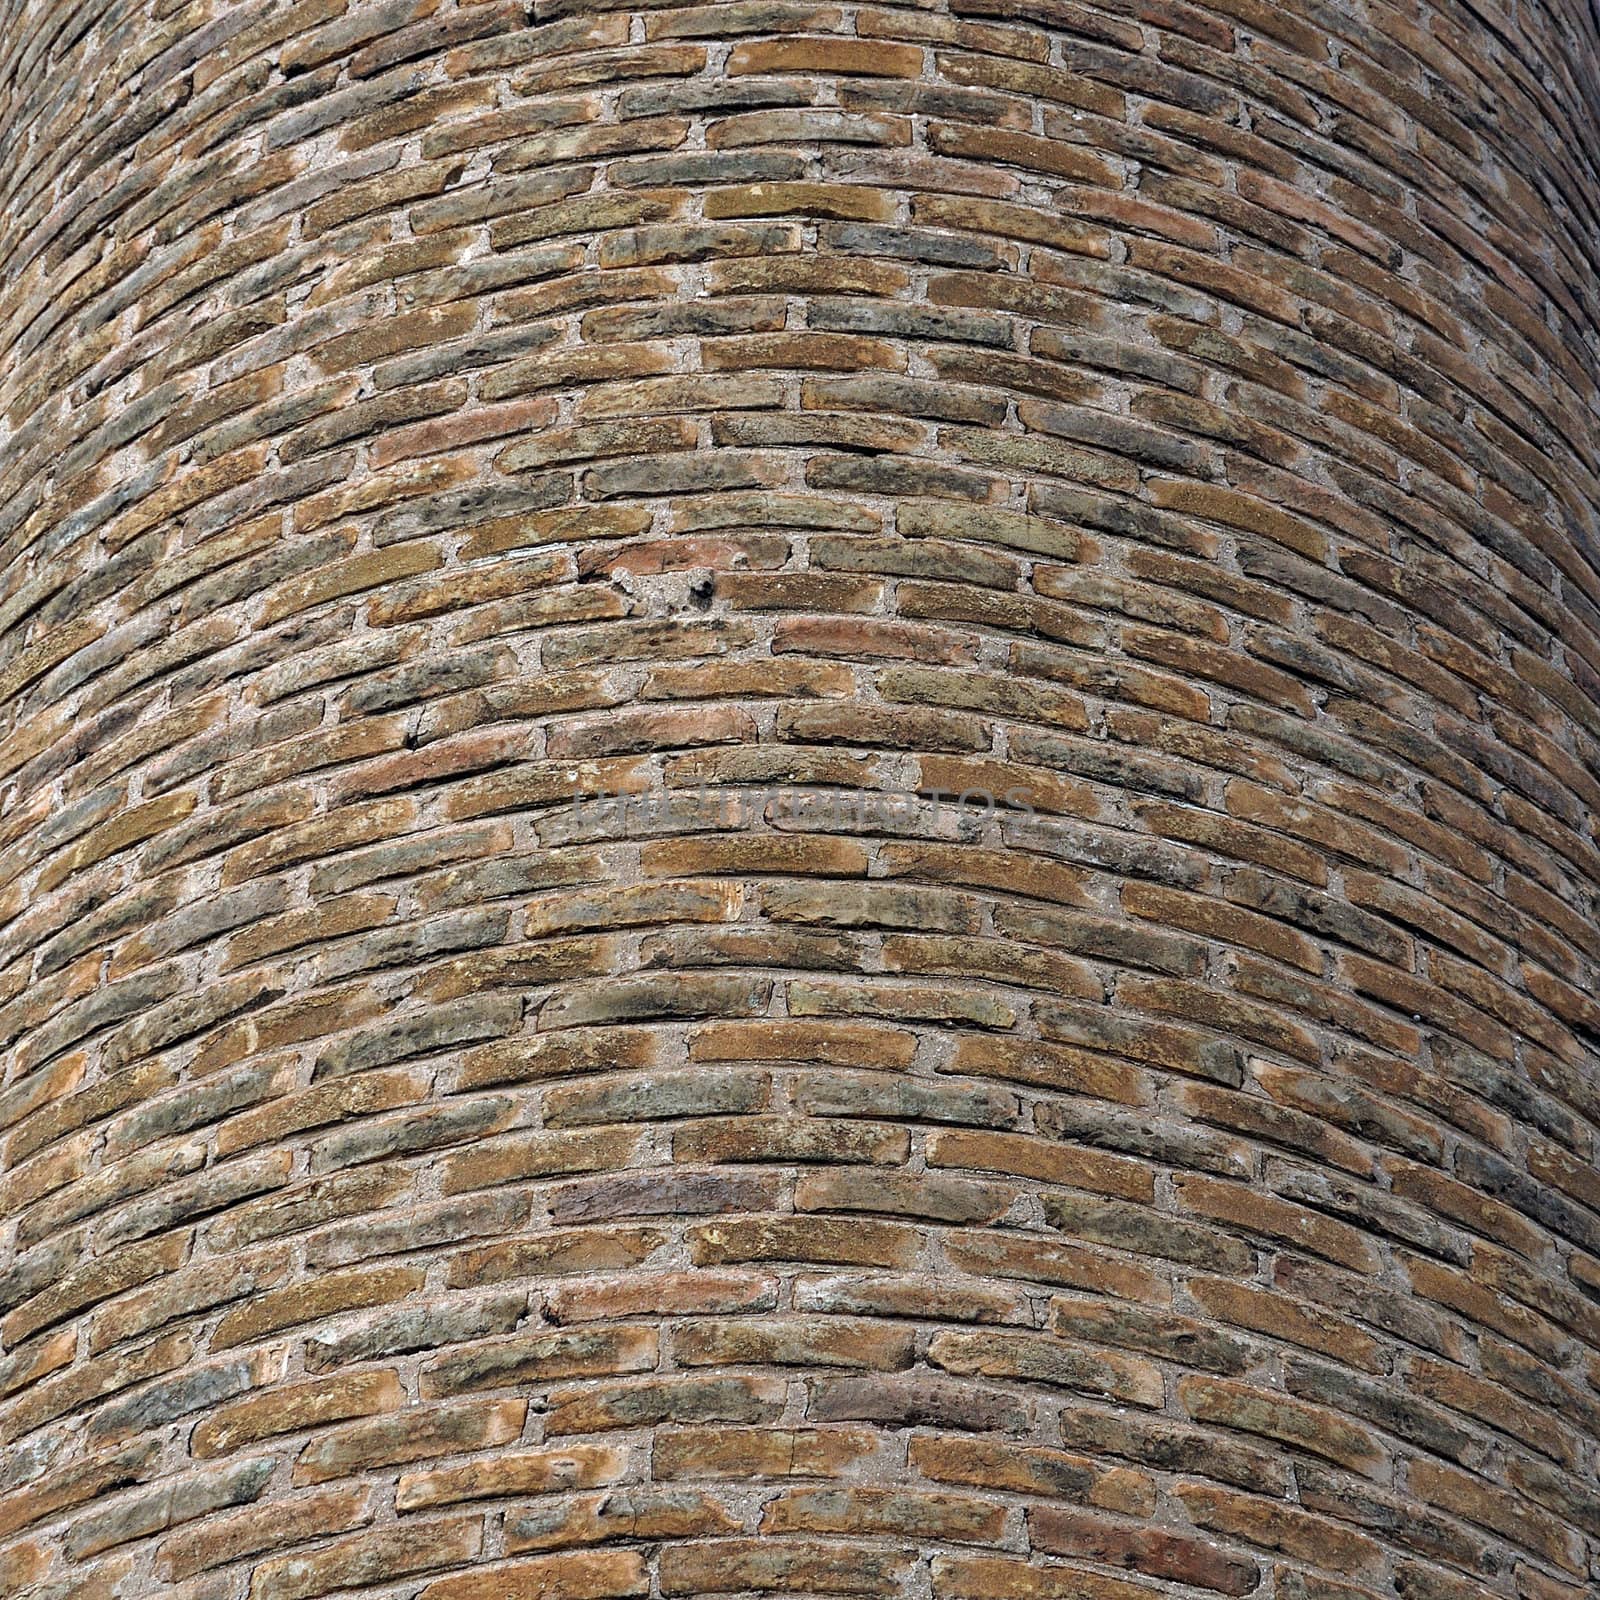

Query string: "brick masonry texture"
[1, 0, 1599, 1596]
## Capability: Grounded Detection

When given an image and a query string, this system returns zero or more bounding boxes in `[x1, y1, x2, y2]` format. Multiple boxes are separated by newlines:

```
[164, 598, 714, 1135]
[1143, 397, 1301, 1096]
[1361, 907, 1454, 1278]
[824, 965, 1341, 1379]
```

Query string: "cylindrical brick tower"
[3, 1, 1600, 1596]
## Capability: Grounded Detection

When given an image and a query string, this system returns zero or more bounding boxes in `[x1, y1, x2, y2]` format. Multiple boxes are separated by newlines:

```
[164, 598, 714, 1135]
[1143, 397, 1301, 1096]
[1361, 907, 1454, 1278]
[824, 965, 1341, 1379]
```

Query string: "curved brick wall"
[3, 1, 1600, 1597]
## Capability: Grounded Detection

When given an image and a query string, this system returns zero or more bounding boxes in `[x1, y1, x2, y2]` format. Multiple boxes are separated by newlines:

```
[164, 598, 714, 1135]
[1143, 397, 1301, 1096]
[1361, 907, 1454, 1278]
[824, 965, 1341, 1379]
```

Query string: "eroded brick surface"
[1, 0, 1599, 1596]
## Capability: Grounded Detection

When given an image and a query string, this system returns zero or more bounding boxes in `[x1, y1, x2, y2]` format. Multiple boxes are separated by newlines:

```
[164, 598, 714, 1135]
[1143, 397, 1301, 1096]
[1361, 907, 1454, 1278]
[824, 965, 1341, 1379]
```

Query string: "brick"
[5, 1231, 190, 1348]
[930, 1556, 1152, 1599]
[943, 1229, 1168, 1304]
[689, 1215, 921, 1269]
[250, 1517, 483, 1600]
[59, 1452, 272, 1561]
[1177, 1484, 1384, 1577]
[660, 1538, 917, 1594]
[1048, 1296, 1253, 1374]
[674, 1315, 915, 1370]
[762, 1483, 1004, 1543]
[188, 1371, 405, 1459]
[0, 1436, 163, 1541]
[420, 1327, 659, 1396]
[928, 123, 1119, 186]
[946, 1034, 1149, 1104]
[727, 37, 923, 75]
[1173, 1174, 1382, 1272]
[396, 1444, 627, 1511]
[654, 1424, 882, 1481]
[505, 1487, 739, 1550]
[794, 1068, 1017, 1128]
[788, 978, 1017, 1029]
[212, 1264, 423, 1349]
[1148, 477, 1329, 559]
[545, 1166, 779, 1224]
[448, 1226, 666, 1287]
[419, 1552, 648, 1600]
[215, 1068, 431, 1154]
[1407, 1460, 1584, 1573]
[674, 1116, 910, 1164]
[457, 1025, 660, 1089]
[156, 1488, 373, 1581]
[928, 1129, 1153, 1201]
[1186, 1276, 1386, 1372]
[704, 181, 897, 221]
[928, 1329, 1164, 1406]
[909, 1433, 1130, 1504]
[303, 1292, 526, 1371]
[793, 1272, 1027, 1326]
[544, 1372, 785, 1435]
[294, 1398, 526, 1484]
[544, 1269, 777, 1323]
[8, 5, 1597, 1596]
[1030, 1508, 1259, 1594]
[1043, 1190, 1256, 1274]
[1177, 1374, 1388, 1475]
[1283, 1358, 1485, 1468]
[439, 1126, 641, 1194]
[1175, 1082, 1373, 1178]
[688, 1020, 914, 1066]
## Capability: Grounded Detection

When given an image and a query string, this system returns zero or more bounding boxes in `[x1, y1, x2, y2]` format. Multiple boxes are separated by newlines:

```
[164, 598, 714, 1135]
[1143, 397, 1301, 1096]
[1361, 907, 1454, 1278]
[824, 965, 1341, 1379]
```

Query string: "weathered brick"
[156, 1487, 374, 1581]
[655, 1424, 879, 1481]
[929, 1129, 1153, 1201]
[293, 1398, 526, 1484]
[1177, 1484, 1385, 1578]
[420, 1327, 659, 1397]
[448, 1225, 667, 1287]
[249, 1516, 484, 1600]
[189, 1371, 405, 1459]
[910, 1434, 1119, 1502]
[930, 1554, 1155, 1598]
[1177, 1374, 1389, 1475]
[1029, 1507, 1259, 1594]
[212, 1264, 423, 1349]
[727, 37, 923, 75]
[661, 1537, 917, 1594]
[303, 1292, 526, 1371]
[419, 1552, 647, 1600]
[674, 1314, 914, 1371]
[7, 4, 1596, 1596]
[689, 1215, 921, 1269]
[396, 1444, 627, 1511]
[544, 1372, 785, 1436]
[928, 1328, 1164, 1407]
[506, 1486, 739, 1550]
